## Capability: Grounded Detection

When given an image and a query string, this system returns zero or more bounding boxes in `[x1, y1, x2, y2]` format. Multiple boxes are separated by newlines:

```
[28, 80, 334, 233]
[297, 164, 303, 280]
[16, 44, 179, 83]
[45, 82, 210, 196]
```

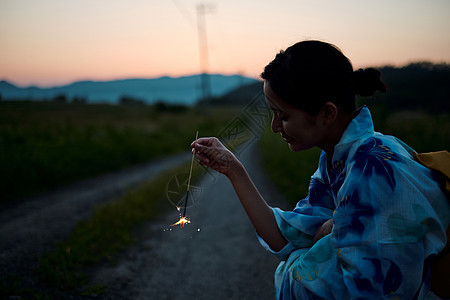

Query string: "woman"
[191, 40, 449, 299]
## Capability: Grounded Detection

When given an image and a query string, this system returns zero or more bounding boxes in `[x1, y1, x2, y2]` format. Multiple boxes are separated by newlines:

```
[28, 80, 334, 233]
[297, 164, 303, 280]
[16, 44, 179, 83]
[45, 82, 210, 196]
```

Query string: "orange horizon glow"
[1, 0, 450, 87]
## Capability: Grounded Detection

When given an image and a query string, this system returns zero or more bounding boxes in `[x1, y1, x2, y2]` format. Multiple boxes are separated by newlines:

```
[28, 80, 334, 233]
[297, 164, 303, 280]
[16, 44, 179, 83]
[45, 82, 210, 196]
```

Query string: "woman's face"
[264, 81, 327, 152]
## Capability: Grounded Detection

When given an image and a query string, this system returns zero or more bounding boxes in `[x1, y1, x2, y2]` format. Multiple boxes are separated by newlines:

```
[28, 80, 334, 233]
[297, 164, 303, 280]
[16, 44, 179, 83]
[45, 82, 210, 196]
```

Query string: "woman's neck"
[323, 112, 354, 164]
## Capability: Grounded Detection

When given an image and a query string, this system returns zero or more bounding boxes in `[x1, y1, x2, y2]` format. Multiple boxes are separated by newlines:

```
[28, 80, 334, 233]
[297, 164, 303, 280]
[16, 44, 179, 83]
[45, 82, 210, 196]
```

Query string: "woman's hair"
[261, 40, 386, 115]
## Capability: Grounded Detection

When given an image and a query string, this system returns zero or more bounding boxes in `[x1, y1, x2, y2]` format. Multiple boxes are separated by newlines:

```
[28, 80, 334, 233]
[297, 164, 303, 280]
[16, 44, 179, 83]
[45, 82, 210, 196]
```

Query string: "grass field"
[260, 108, 450, 207]
[0, 101, 239, 202]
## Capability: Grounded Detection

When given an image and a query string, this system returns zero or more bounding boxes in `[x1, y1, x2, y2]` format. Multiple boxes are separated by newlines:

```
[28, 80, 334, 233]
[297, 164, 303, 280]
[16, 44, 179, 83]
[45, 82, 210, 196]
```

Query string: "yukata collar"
[338, 105, 374, 146]
[331, 105, 375, 162]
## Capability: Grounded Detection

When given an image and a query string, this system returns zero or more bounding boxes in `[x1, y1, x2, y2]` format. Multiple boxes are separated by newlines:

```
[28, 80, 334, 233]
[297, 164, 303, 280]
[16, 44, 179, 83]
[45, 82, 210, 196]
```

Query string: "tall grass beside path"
[0, 101, 238, 202]
[260, 128, 320, 206]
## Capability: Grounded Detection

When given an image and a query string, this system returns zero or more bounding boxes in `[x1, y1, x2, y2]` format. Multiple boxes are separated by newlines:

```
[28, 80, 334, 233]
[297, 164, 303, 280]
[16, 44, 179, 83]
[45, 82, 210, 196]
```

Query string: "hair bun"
[352, 68, 387, 96]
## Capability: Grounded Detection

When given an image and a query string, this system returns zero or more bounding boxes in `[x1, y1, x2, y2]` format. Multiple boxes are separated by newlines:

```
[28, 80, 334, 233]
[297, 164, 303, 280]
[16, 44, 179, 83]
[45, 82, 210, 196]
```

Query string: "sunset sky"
[1, 0, 449, 87]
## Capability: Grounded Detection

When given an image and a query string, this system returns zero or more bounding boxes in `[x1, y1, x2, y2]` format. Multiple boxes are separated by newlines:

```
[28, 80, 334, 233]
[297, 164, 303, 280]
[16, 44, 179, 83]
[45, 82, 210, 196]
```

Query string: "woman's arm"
[228, 161, 288, 251]
[313, 219, 333, 243]
[192, 137, 288, 251]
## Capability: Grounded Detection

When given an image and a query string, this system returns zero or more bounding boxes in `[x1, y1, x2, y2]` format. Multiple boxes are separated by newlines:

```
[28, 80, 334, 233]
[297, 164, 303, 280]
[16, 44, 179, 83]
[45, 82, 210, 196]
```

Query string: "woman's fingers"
[192, 141, 230, 172]
[194, 143, 220, 164]
[191, 137, 223, 156]
[191, 137, 218, 148]
[189, 136, 239, 176]
[194, 151, 210, 165]
[191, 142, 213, 165]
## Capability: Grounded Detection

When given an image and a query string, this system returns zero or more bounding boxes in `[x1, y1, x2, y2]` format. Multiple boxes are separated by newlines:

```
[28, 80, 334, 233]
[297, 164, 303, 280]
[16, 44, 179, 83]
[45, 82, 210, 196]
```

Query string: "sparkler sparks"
[171, 131, 198, 228]
[171, 217, 191, 228]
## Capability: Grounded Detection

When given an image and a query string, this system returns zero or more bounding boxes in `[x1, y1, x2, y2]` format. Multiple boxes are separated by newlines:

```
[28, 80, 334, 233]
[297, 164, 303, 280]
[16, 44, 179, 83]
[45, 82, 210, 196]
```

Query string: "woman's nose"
[271, 116, 282, 133]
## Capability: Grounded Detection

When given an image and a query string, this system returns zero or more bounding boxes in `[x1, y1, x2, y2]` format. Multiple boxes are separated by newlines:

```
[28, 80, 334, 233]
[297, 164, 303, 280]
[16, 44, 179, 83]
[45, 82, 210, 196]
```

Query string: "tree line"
[359, 62, 450, 113]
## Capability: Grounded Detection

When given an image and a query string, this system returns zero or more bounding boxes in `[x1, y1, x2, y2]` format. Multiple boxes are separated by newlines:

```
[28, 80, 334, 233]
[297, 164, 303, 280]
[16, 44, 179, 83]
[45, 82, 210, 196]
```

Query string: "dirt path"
[90, 142, 291, 300]
[0, 152, 191, 286]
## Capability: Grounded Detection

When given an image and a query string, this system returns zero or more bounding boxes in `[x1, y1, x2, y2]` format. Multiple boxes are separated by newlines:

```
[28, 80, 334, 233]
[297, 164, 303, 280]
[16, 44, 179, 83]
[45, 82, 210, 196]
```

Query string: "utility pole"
[196, 3, 214, 101]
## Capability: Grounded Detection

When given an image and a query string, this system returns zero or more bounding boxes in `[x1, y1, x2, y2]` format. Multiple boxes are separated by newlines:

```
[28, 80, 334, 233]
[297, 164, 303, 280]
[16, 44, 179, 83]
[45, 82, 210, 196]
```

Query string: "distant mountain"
[0, 74, 256, 105]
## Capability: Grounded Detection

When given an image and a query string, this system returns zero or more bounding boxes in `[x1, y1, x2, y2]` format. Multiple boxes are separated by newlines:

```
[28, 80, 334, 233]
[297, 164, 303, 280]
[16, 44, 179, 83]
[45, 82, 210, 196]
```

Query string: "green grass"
[0, 101, 238, 202]
[376, 111, 450, 153]
[260, 109, 449, 206]
[260, 128, 321, 207]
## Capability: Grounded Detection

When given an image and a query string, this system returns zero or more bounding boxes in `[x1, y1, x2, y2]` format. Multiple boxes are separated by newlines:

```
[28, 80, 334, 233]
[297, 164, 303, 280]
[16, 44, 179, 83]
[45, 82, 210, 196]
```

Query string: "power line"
[197, 2, 215, 100]
[170, 0, 215, 101]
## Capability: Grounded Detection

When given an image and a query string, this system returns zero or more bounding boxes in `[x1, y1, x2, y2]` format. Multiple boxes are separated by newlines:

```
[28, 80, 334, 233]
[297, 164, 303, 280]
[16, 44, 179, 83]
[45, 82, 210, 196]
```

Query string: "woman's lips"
[282, 135, 294, 143]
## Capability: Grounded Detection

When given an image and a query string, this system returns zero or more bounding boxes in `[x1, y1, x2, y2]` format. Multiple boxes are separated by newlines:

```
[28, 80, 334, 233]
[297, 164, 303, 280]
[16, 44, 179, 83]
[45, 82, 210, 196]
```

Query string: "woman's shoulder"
[348, 131, 415, 162]
[342, 132, 424, 186]
[347, 132, 446, 190]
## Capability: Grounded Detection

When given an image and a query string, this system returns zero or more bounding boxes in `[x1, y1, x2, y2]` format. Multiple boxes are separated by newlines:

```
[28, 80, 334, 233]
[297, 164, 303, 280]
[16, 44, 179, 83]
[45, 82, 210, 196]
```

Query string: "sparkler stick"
[182, 130, 198, 218]
[171, 131, 198, 228]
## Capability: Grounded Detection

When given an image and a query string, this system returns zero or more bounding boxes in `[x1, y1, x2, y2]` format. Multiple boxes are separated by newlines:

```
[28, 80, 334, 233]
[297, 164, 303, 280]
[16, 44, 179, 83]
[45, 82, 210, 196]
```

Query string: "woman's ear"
[319, 102, 338, 125]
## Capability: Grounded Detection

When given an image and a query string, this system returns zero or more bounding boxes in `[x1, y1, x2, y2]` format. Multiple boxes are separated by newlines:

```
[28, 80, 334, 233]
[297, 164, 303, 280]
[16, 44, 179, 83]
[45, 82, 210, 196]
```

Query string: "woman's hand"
[191, 137, 241, 178]
[192, 136, 288, 251]
[313, 219, 333, 244]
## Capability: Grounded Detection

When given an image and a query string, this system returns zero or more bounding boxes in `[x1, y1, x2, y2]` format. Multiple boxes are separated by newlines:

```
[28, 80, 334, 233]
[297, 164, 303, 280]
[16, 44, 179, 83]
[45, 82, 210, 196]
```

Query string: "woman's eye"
[272, 110, 287, 121]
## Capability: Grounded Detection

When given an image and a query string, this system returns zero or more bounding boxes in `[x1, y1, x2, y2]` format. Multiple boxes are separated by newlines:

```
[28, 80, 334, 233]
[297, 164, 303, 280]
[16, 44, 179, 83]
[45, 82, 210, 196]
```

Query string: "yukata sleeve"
[258, 167, 335, 260]
[328, 138, 450, 299]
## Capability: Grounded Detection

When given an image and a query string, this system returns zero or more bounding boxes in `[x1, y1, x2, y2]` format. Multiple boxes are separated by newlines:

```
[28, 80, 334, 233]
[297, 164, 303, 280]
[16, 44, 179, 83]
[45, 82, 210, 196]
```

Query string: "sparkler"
[171, 131, 198, 228]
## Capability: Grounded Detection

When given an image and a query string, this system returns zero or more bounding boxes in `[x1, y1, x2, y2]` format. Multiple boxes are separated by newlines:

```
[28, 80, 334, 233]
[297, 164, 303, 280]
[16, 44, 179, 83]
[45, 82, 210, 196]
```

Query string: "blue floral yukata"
[258, 106, 450, 299]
